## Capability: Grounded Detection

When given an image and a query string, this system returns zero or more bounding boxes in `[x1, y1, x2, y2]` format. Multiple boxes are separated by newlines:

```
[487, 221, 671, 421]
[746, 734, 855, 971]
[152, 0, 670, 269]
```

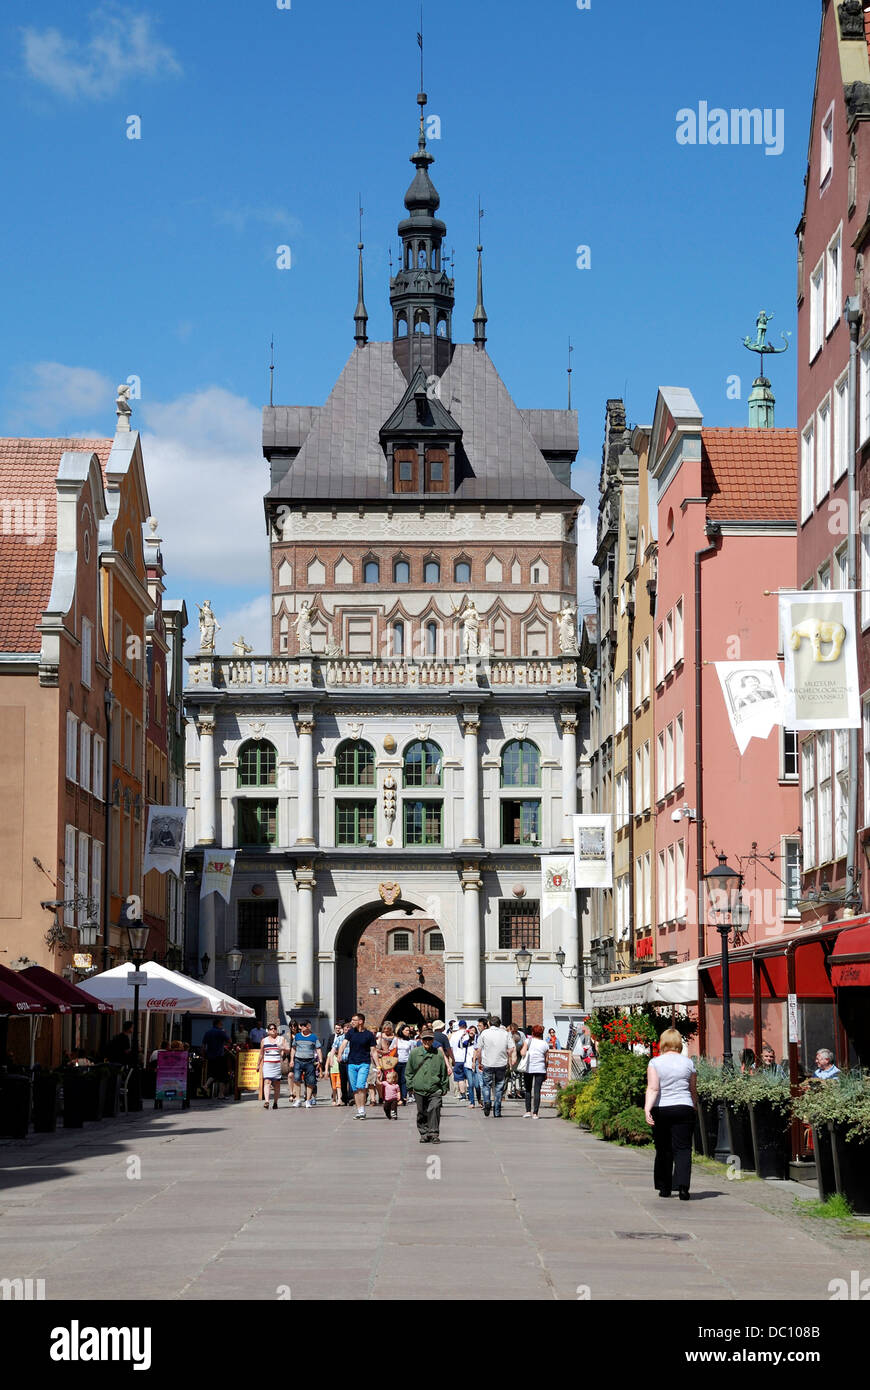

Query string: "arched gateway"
[333, 899, 445, 1026]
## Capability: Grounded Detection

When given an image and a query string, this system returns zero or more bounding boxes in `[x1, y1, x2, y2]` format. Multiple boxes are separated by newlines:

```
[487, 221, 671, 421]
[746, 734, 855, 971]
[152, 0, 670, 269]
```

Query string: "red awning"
[0, 963, 56, 1016]
[19, 965, 114, 1014]
[830, 922, 870, 987]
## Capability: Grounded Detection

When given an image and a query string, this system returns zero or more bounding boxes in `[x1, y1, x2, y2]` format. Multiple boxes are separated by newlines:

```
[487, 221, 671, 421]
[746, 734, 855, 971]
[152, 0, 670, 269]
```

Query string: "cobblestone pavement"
[0, 1094, 864, 1300]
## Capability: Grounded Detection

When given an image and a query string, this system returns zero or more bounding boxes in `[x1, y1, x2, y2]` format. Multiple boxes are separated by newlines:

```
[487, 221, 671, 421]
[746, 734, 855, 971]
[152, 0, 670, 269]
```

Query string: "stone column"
[296, 711, 315, 845]
[560, 708, 578, 845]
[461, 712, 481, 847]
[460, 862, 483, 1009]
[559, 898, 582, 1009]
[295, 866, 317, 1006]
[197, 713, 216, 845]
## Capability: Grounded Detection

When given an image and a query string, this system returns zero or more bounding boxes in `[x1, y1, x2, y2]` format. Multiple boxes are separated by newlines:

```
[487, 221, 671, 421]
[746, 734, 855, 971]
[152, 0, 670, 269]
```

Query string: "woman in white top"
[520, 1025, 550, 1118]
[644, 1028, 698, 1200]
[394, 1025, 414, 1105]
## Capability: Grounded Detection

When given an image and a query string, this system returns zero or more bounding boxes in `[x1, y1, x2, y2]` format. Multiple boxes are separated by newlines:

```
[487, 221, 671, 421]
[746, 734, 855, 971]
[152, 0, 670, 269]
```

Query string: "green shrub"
[555, 1079, 586, 1119]
[593, 1045, 648, 1123]
[610, 1105, 653, 1146]
[570, 1072, 602, 1127]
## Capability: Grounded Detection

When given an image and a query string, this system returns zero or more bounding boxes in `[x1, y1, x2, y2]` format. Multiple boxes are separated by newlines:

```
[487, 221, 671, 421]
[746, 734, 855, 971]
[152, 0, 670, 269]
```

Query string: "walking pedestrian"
[475, 1015, 516, 1118]
[326, 1044, 342, 1104]
[464, 1025, 482, 1108]
[547, 1027, 558, 1051]
[248, 1020, 267, 1047]
[430, 1020, 454, 1070]
[201, 1017, 232, 1099]
[643, 1027, 698, 1200]
[447, 1019, 470, 1100]
[395, 1024, 413, 1104]
[506, 1022, 526, 1098]
[382, 1068, 401, 1120]
[520, 1024, 549, 1118]
[290, 1019, 323, 1108]
[339, 1013, 378, 1119]
[405, 1027, 449, 1142]
[257, 1023, 289, 1110]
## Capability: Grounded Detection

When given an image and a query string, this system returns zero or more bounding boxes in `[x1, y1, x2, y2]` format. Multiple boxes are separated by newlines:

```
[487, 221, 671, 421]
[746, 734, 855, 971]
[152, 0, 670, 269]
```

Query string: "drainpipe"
[845, 297, 861, 912]
[695, 526, 721, 960]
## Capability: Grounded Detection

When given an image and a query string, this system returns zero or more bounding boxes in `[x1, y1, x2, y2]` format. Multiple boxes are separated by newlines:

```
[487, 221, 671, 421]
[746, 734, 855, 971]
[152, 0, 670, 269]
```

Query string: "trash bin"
[32, 1072, 60, 1133]
[0, 1074, 33, 1138]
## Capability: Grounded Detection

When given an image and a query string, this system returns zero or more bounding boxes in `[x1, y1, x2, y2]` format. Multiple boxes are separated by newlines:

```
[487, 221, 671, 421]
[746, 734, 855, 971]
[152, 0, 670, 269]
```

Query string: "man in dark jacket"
[405, 1027, 449, 1143]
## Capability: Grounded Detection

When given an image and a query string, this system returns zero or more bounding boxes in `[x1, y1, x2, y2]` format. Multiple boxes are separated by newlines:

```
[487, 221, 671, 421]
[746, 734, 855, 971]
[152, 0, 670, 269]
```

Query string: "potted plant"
[794, 1073, 870, 1213]
[694, 1060, 726, 1157]
[717, 1072, 756, 1172]
[731, 1071, 792, 1179]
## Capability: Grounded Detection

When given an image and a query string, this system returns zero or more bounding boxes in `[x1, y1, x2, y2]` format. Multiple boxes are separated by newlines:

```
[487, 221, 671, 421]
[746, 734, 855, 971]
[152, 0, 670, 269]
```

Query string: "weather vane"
[742, 310, 789, 368]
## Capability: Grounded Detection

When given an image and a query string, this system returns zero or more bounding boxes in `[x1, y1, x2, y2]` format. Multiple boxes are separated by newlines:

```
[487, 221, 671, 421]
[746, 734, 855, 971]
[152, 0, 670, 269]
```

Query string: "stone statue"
[197, 600, 221, 653]
[479, 625, 491, 659]
[459, 599, 480, 656]
[294, 599, 315, 654]
[115, 382, 133, 431]
[232, 635, 253, 657]
[557, 600, 579, 654]
[325, 634, 342, 658]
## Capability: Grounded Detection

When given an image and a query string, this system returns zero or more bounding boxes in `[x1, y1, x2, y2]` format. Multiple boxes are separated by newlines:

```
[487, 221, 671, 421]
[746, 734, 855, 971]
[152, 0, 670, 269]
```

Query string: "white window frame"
[91, 840, 103, 928]
[79, 724, 91, 794]
[817, 732, 832, 864]
[818, 562, 831, 592]
[66, 712, 78, 783]
[780, 727, 798, 782]
[861, 522, 870, 628]
[815, 395, 831, 504]
[675, 713, 684, 787]
[643, 852, 652, 929]
[676, 839, 686, 919]
[834, 729, 849, 861]
[674, 598, 684, 663]
[77, 831, 89, 927]
[820, 102, 834, 188]
[633, 648, 642, 711]
[64, 825, 76, 928]
[642, 741, 651, 812]
[656, 732, 666, 802]
[833, 372, 849, 483]
[93, 734, 105, 800]
[664, 612, 674, 672]
[783, 837, 801, 918]
[834, 544, 848, 595]
[801, 420, 815, 522]
[642, 636, 651, 700]
[657, 850, 667, 926]
[633, 748, 643, 816]
[666, 845, 676, 923]
[825, 226, 842, 338]
[809, 258, 824, 360]
[81, 617, 93, 688]
[802, 738, 816, 868]
[860, 337, 870, 445]
[864, 701, 870, 828]
[655, 625, 665, 685]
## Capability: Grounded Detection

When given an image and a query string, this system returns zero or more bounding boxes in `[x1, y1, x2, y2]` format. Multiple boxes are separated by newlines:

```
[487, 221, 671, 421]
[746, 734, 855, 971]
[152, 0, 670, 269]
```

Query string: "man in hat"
[405, 1027, 449, 1143]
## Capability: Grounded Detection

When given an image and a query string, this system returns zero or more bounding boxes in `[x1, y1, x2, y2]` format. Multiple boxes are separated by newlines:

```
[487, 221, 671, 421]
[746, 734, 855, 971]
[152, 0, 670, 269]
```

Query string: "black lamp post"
[226, 947, 244, 1040]
[515, 948, 532, 1032]
[127, 923, 150, 1108]
[705, 853, 751, 1162]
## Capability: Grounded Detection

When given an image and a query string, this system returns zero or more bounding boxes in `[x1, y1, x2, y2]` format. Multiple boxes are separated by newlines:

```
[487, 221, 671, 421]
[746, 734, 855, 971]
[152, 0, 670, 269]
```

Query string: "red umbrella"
[0, 963, 55, 1016]
[19, 965, 114, 1014]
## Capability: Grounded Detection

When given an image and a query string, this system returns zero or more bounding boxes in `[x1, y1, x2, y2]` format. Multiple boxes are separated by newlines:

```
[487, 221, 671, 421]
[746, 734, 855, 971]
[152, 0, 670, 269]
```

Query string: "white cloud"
[6, 361, 113, 431]
[140, 386, 270, 589]
[215, 205, 303, 237]
[22, 8, 181, 100]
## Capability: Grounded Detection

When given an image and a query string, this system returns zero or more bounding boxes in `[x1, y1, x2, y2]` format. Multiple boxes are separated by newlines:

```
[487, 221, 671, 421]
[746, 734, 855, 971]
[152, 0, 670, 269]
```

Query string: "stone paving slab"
[0, 1096, 862, 1301]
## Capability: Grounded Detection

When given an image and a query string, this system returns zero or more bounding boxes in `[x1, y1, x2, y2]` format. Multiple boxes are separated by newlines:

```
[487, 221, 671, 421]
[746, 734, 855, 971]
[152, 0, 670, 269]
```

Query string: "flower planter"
[0, 1074, 32, 1139]
[812, 1124, 837, 1202]
[829, 1122, 870, 1215]
[81, 1072, 107, 1123]
[724, 1102, 756, 1172]
[32, 1073, 60, 1133]
[748, 1100, 790, 1180]
[696, 1098, 719, 1157]
[61, 1069, 87, 1128]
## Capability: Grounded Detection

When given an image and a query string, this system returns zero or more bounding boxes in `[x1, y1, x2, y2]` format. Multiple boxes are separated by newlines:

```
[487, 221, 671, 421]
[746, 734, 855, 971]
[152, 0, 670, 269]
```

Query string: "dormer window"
[425, 447, 448, 492]
[394, 448, 418, 492]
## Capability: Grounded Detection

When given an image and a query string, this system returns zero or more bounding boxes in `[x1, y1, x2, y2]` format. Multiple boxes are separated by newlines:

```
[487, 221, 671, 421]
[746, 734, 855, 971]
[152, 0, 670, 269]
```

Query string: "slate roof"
[264, 342, 581, 504]
[701, 428, 798, 523]
[0, 437, 111, 653]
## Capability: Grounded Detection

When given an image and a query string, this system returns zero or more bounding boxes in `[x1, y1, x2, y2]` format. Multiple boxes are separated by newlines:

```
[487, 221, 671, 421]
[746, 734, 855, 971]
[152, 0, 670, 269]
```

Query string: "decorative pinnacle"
[742, 310, 790, 364]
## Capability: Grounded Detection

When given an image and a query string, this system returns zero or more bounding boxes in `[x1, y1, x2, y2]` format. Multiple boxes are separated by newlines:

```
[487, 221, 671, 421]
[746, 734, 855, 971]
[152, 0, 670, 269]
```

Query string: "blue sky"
[0, 0, 818, 648]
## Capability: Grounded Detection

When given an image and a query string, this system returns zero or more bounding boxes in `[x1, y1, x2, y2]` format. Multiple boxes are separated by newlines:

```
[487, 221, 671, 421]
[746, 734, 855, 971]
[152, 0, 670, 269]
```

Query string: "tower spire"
[742, 310, 789, 428]
[354, 197, 368, 348]
[473, 201, 487, 350]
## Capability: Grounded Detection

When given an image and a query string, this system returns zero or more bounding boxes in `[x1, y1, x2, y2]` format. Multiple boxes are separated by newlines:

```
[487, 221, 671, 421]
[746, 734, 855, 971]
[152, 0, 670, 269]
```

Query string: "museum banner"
[143, 807, 188, 876]
[715, 660, 785, 754]
[779, 591, 860, 730]
[200, 849, 237, 902]
[540, 855, 575, 913]
[572, 814, 613, 888]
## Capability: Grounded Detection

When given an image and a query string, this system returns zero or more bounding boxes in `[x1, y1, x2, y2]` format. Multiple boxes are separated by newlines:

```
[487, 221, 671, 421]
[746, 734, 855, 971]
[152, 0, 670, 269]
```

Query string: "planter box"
[102, 1067, 122, 1118]
[696, 1098, 719, 1157]
[724, 1102, 756, 1172]
[813, 1124, 837, 1202]
[81, 1073, 107, 1123]
[749, 1100, 790, 1180]
[829, 1122, 870, 1215]
[32, 1074, 60, 1133]
[0, 1074, 32, 1139]
[61, 1070, 87, 1128]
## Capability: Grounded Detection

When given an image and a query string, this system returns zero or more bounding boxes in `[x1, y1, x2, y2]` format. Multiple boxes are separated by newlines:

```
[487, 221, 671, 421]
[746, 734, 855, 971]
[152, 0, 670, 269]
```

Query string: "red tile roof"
[0, 438, 112, 653]
[701, 428, 797, 523]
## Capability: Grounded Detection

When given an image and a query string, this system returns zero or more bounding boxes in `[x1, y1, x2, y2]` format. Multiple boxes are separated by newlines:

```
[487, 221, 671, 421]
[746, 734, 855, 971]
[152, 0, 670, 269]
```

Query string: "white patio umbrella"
[78, 961, 255, 1017]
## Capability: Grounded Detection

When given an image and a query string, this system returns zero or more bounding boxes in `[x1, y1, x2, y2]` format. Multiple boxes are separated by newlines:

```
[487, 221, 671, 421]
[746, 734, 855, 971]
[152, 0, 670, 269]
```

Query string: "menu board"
[540, 1050, 573, 1107]
[155, 1051, 189, 1102]
[236, 1049, 262, 1093]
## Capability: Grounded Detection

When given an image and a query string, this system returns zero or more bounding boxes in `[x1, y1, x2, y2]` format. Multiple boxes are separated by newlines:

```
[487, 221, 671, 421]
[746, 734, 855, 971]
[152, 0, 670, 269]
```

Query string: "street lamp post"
[704, 853, 751, 1162]
[515, 948, 532, 1032]
[226, 946, 244, 1037]
[126, 923, 150, 1113]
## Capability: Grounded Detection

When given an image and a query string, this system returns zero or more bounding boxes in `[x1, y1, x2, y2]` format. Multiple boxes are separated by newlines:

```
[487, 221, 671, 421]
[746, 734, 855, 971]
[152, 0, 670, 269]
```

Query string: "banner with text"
[200, 849, 237, 902]
[715, 660, 785, 754]
[143, 807, 188, 876]
[572, 814, 613, 888]
[779, 591, 860, 730]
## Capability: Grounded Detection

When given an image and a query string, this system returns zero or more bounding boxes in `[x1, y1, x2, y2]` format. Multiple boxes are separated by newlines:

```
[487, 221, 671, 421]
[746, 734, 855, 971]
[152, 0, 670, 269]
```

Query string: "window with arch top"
[501, 739, 541, 788]
[364, 559, 380, 583]
[424, 559, 440, 583]
[335, 739, 375, 787]
[403, 739, 443, 788]
[393, 558, 410, 583]
[453, 560, 471, 583]
[237, 739, 277, 787]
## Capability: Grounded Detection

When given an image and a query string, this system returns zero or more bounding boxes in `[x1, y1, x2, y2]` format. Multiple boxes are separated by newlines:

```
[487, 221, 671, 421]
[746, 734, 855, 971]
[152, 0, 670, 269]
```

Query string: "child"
[326, 1046, 342, 1105]
[382, 1069, 401, 1120]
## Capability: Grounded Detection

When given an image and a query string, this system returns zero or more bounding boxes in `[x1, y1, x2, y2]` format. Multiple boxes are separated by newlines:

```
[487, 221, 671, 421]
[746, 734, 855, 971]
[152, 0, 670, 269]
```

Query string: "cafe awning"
[19, 965, 114, 1014]
[0, 963, 58, 1016]
[78, 961, 255, 1016]
[830, 921, 870, 988]
[589, 959, 698, 1007]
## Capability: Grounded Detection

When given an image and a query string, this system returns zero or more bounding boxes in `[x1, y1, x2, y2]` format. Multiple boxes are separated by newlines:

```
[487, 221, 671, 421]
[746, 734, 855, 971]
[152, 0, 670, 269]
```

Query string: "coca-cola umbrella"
[0, 963, 53, 1016]
[19, 965, 114, 1014]
[78, 961, 254, 1016]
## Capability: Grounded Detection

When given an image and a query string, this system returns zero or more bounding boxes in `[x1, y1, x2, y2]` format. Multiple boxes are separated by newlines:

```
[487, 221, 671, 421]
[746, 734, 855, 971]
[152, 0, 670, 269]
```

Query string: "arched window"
[432, 246, 440, 270]
[454, 560, 471, 583]
[501, 739, 541, 788]
[238, 739, 277, 787]
[418, 246, 427, 268]
[392, 621, 405, 656]
[335, 739, 375, 787]
[364, 559, 380, 583]
[393, 559, 410, 583]
[425, 620, 438, 656]
[414, 310, 431, 335]
[436, 316, 448, 337]
[405, 244, 412, 270]
[397, 314, 408, 338]
[404, 740, 443, 787]
[424, 559, 440, 583]
[426, 929, 445, 953]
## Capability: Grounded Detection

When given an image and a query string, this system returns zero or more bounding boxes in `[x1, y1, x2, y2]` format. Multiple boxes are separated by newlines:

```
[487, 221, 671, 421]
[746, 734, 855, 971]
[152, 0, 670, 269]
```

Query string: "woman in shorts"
[257, 1023, 288, 1110]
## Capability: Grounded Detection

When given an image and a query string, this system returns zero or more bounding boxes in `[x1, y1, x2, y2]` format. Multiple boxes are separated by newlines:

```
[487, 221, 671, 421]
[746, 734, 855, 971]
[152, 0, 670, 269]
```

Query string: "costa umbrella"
[19, 965, 114, 1014]
[0, 963, 58, 1015]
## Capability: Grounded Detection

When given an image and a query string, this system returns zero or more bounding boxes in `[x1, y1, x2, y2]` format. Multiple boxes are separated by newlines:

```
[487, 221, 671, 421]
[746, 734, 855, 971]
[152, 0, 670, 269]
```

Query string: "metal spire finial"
[567, 337, 574, 410]
[742, 310, 789, 428]
[269, 335, 275, 407]
[354, 195, 368, 348]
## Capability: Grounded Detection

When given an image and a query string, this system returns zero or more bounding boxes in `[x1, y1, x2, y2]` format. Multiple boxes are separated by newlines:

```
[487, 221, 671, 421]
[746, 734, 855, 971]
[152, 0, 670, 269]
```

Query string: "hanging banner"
[572, 814, 613, 888]
[779, 591, 860, 730]
[715, 660, 785, 754]
[541, 855, 575, 909]
[143, 807, 188, 876]
[200, 849, 237, 902]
